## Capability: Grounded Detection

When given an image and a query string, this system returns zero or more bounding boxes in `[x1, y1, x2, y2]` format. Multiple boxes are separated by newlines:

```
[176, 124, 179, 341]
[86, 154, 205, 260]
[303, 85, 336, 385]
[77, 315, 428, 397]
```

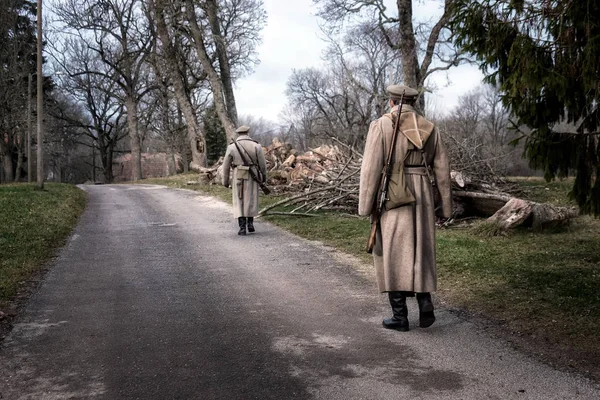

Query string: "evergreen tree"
[0, 0, 37, 181]
[202, 104, 227, 166]
[450, 0, 600, 215]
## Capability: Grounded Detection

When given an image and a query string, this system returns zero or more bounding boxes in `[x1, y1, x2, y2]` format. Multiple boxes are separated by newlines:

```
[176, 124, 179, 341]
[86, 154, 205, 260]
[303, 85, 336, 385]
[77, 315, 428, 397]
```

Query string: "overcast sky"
[234, 0, 485, 123]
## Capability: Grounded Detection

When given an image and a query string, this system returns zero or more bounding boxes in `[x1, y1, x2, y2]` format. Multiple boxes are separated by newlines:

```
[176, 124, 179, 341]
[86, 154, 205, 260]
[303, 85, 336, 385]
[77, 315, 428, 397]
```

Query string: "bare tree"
[139, 61, 191, 174]
[315, 0, 468, 110]
[285, 21, 402, 150]
[280, 103, 321, 151]
[204, 0, 237, 125]
[237, 114, 280, 146]
[54, 0, 154, 181]
[435, 85, 523, 178]
[183, 0, 234, 141]
[51, 42, 128, 183]
[182, 0, 266, 141]
[149, 0, 209, 167]
[481, 84, 510, 149]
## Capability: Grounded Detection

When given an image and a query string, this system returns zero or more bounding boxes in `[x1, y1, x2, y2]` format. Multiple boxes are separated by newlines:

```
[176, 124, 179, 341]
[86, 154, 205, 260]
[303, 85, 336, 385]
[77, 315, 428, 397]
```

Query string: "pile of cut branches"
[259, 137, 362, 216]
[194, 136, 577, 229]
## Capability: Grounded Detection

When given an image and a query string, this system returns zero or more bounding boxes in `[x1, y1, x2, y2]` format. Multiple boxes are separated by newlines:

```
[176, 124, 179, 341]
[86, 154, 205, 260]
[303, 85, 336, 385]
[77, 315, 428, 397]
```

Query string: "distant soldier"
[222, 125, 268, 235]
[359, 84, 453, 331]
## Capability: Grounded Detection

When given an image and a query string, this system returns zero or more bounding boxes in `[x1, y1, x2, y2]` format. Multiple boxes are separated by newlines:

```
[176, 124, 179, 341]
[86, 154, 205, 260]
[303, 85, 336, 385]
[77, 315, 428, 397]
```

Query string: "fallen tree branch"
[258, 186, 336, 215]
[258, 211, 316, 217]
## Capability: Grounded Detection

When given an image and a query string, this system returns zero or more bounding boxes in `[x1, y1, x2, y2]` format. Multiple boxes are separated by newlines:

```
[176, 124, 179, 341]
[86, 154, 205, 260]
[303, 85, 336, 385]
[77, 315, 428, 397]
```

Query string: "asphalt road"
[0, 184, 598, 400]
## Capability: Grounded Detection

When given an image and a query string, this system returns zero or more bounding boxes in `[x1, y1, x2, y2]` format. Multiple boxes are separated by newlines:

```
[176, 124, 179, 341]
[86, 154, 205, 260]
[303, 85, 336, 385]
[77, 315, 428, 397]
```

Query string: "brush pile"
[192, 137, 577, 229]
[259, 137, 363, 215]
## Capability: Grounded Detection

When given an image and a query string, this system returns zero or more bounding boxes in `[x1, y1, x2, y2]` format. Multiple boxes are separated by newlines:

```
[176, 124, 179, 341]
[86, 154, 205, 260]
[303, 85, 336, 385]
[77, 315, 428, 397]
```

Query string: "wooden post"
[27, 73, 32, 183]
[36, 0, 44, 189]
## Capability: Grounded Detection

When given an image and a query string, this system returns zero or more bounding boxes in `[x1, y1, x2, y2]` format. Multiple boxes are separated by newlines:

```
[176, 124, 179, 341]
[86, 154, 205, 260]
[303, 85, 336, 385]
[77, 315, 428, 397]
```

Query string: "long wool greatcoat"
[222, 135, 268, 218]
[359, 105, 453, 293]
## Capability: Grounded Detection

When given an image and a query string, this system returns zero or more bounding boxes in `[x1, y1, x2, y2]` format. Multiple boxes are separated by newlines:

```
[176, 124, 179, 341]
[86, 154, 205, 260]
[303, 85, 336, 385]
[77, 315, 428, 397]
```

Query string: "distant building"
[113, 153, 182, 182]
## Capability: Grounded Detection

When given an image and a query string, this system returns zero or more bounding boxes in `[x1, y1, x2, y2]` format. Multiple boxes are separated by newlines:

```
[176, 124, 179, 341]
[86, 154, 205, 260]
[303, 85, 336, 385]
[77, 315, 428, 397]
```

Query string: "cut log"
[488, 198, 532, 229]
[189, 162, 204, 173]
[529, 202, 578, 230]
[487, 198, 578, 230]
[451, 171, 471, 188]
[453, 191, 512, 217]
[214, 164, 225, 185]
[454, 190, 578, 230]
[282, 154, 295, 167]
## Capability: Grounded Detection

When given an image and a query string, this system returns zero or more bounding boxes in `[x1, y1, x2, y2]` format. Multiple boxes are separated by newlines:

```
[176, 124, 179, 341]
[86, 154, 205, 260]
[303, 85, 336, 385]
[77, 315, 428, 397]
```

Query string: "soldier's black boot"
[382, 291, 409, 331]
[417, 292, 435, 328]
[238, 217, 247, 235]
[247, 217, 255, 233]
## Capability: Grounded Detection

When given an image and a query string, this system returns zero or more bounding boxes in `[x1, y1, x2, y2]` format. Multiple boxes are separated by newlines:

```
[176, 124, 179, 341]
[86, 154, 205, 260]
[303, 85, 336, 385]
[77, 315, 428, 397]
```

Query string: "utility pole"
[27, 73, 32, 183]
[36, 0, 44, 189]
[92, 144, 96, 182]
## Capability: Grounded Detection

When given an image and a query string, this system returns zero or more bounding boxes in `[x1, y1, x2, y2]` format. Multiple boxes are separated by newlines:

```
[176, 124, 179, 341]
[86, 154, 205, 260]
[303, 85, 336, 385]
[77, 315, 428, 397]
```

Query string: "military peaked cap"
[387, 84, 419, 100]
[235, 125, 250, 134]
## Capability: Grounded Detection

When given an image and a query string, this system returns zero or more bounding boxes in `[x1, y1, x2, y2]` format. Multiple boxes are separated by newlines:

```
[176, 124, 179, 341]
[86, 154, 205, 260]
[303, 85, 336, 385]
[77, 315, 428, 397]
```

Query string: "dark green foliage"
[0, 0, 39, 182]
[202, 104, 228, 166]
[450, 0, 600, 215]
[0, 0, 37, 102]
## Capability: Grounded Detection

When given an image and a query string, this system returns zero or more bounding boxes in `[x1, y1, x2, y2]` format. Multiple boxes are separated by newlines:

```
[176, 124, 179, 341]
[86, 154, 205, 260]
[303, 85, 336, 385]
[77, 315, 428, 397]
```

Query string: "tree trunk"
[182, 151, 189, 173]
[167, 146, 176, 176]
[486, 197, 531, 229]
[56, 156, 62, 183]
[184, 0, 236, 142]
[104, 145, 114, 183]
[125, 94, 142, 180]
[395, 0, 455, 111]
[153, 0, 207, 167]
[205, 0, 238, 126]
[1, 146, 13, 182]
[97, 137, 107, 183]
[15, 135, 23, 182]
[27, 73, 32, 183]
[397, 0, 420, 89]
[92, 144, 96, 182]
[36, 0, 44, 189]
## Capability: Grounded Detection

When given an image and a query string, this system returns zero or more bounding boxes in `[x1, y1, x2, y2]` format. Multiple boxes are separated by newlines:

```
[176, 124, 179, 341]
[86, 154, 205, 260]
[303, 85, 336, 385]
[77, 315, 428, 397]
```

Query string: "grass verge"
[0, 183, 87, 311]
[136, 174, 599, 379]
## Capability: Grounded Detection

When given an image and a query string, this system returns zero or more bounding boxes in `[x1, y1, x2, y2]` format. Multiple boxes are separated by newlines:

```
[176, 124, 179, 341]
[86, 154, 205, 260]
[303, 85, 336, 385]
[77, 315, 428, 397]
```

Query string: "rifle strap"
[233, 139, 265, 185]
[420, 149, 436, 187]
[233, 139, 256, 166]
[383, 111, 402, 166]
[418, 128, 436, 188]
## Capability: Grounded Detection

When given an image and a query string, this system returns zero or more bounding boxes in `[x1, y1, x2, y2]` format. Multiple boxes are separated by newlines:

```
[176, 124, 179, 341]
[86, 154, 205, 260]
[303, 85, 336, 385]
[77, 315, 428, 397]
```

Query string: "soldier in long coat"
[222, 125, 268, 235]
[359, 85, 453, 331]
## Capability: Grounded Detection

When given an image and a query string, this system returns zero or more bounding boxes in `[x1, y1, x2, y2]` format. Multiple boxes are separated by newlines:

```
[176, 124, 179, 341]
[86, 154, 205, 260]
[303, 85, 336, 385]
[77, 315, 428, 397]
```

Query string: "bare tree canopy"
[314, 0, 469, 109]
[53, 0, 154, 180]
[285, 20, 402, 150]
[182, 0, 266, 141]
